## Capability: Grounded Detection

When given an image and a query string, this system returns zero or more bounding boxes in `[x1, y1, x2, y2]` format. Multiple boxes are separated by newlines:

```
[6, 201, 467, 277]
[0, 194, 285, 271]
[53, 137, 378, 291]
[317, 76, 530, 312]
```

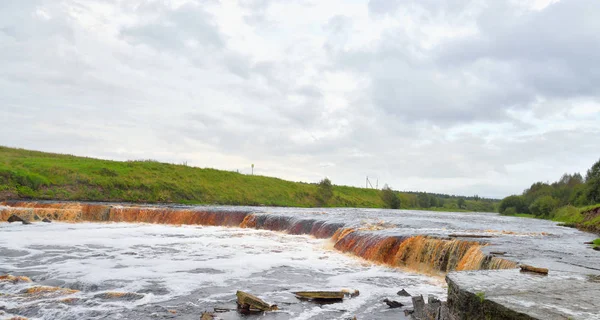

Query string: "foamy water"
[0, 222, 445, 319]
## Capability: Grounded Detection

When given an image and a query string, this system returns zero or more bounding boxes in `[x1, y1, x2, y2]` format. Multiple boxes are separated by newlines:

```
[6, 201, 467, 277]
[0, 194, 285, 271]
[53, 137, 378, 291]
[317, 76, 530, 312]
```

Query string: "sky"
[1, 0, 599, 198]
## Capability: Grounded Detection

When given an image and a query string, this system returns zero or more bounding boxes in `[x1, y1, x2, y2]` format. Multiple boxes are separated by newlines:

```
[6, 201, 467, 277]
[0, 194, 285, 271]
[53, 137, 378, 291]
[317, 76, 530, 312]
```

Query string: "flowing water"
[1, 202, 599, 320]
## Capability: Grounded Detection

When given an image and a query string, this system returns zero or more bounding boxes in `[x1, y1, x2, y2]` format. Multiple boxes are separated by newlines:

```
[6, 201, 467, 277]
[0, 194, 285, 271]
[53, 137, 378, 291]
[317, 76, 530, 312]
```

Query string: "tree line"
[499, 158, 600, 217]
[316, 178, 496, 212]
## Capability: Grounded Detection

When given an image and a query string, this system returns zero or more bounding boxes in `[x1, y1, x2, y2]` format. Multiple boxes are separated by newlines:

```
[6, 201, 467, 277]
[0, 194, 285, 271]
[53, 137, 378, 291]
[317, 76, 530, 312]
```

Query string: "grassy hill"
[0, 146, 496, 210]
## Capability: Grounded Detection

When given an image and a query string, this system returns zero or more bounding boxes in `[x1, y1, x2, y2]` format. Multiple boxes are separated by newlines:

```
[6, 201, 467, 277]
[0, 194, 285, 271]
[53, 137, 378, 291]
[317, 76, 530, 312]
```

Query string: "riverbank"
[0, 146, 495, 211]
[502, 204, 600, 235]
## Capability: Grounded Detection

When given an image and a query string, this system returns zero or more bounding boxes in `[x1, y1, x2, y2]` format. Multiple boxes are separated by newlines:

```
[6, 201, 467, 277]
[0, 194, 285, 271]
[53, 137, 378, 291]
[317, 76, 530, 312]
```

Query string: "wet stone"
[382, 298, 403, 308]
[94, 292, 144, 301]
[397, 289, 411, 297]
[446, 269, 600, 320]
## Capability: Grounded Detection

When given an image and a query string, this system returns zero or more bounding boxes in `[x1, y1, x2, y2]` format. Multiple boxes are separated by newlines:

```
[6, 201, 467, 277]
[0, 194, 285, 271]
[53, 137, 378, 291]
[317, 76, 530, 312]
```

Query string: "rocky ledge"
[444, 269, 600, 320]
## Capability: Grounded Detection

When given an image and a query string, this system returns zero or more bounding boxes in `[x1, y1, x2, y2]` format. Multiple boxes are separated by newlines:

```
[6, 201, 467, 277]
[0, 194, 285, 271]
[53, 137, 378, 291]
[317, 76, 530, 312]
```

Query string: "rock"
[448, 234, 493, 238]
[0, 275, 32, 284]
[42, 218, 52, 223]
[584, 241, 594, 244]
[236, 291, 278, 312]
[7, 215, 31, 225]
[294, 291, 344, 300]
[397, 289, 411, 297]
[33, 215, 41, 221]
[411, 295, 425, 319]
[489, 251, 507, 255]
[383, 298, 404, 308]
[94, 292, 144, 301]
[520, 264, 548, 275]
[342, 288, 360, 298]
[427, 295, 441, 305]
[593, 246, 599, 251]
[200, 312, 214, 320]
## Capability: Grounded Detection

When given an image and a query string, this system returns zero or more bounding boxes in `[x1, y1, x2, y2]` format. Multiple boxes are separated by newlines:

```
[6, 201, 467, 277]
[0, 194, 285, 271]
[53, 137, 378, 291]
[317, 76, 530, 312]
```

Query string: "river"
[1, 203, 598, 319]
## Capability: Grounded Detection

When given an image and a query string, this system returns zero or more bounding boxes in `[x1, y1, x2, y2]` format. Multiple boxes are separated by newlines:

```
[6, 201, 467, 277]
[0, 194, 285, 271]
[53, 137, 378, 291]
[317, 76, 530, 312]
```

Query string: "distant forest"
[499, 158, 600, 218]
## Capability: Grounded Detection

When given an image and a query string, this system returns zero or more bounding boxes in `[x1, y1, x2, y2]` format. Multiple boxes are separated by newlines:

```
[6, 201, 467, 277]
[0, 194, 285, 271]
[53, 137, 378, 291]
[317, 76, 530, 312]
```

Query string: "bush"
[316, 178, 333, 206]
[380, 185, 401, 209]
[499, 195, 528, 214]
[503, 207, 517, 215]
[552, 205, 583, 224]
[529, 195, 558, 217]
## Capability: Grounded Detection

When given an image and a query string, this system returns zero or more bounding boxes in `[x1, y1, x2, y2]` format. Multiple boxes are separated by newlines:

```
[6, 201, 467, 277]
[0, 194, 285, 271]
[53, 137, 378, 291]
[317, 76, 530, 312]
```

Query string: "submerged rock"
[94, 292, 144, 301]
[42, 218, 52, 223]
[7, 215, 31, 225]
[200, 312, 215, 320]
[236, 291, 278, 312]
[23, 286, 79, 296]
[0, 275, 32, 284]
[383, 298, 404, 308]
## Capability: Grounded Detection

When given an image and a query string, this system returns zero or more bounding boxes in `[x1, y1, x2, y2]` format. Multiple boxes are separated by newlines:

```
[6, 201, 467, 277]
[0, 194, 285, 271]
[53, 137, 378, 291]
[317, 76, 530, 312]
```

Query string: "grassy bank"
[0, 146, 494, 210]
[502, 204, 600, 234]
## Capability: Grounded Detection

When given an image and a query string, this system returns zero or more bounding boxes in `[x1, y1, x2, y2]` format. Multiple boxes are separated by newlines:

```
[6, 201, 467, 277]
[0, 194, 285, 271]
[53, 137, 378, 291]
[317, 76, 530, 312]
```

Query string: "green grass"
[475, 292, 485, 303]
[550, 204, 600, 234]
[0, 146, 493, 210]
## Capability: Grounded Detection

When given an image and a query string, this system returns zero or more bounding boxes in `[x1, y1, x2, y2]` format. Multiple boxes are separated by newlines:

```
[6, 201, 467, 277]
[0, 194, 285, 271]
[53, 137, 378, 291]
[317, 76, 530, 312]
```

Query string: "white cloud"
[1, 0, 599, 198]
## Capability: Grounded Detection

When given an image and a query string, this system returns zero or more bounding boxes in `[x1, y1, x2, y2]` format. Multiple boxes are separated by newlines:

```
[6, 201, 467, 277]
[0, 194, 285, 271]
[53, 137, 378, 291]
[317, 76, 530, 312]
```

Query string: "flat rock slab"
[447, 269, 600, 320]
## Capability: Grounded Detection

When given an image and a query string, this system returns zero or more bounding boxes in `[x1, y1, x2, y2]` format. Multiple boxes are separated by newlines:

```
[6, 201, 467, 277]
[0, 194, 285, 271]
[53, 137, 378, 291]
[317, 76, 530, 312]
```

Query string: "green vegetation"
[316, 178, 334, 206]
[498, 157, 600, 233]
[593, 239, 600, 249]
[0, 146, 497, 210]
[475, 292, 485, 303]
[380, 185, 401, 209]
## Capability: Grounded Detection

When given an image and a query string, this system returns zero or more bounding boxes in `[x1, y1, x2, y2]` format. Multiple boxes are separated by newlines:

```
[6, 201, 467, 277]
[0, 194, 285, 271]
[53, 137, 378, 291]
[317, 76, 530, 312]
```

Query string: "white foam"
[0, 222, 445, 319]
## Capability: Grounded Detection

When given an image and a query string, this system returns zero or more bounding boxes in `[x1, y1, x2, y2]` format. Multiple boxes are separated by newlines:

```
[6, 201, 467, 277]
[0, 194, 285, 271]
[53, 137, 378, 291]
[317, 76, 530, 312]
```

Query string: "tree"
[498, 195, 527, 214]
[457, 197, 466, 209]
[586, 159, 600, 203]
[380, 185, 401, 209]
[316, 178, 333, 206]
[417, 193, 430, 208]
[529, 195, 558, 217]
[586, 158, 600, 182]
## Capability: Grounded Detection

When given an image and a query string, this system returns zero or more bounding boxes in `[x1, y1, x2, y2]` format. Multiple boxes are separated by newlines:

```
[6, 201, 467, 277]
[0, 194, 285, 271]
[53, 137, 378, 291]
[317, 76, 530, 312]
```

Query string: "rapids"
[1, 201, 599, 319]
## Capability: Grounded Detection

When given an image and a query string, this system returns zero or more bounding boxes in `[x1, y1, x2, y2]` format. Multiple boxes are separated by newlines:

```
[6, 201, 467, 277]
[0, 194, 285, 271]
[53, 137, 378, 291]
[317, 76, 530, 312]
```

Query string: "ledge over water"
[446, 269, 600, 320]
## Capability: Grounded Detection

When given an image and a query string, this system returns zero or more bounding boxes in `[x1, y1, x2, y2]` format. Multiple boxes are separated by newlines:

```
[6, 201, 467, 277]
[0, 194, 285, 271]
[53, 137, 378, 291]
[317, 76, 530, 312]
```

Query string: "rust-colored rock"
[200, 312, 215, 320]
[24, 286, 78, 295]
[236, 290, 278, 311]
[94, 292, 144, 300]
[0, 274, 32, 284]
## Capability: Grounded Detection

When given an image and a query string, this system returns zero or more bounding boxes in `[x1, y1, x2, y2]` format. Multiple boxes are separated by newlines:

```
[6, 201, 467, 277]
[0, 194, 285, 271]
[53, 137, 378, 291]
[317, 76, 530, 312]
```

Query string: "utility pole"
[251, 164, 254, 175]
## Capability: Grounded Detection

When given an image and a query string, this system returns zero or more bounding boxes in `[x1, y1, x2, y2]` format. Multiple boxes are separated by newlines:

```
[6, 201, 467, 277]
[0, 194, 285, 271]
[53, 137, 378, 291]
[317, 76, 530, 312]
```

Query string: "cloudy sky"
[1, 0, 599, 198]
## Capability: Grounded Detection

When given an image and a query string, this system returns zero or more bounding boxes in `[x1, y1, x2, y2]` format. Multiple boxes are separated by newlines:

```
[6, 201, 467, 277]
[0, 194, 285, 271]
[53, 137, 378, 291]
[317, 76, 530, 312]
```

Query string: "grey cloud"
[2, 0, 600, 199]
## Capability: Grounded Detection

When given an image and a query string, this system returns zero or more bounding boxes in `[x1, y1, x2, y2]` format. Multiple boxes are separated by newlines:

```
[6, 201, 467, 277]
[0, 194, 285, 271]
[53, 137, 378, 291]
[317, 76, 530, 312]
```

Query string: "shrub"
[503, 207, 517, 215]
[316, 178, 333, 206]
[499, 195, 527, 214]
[380, 185, 401, 209]
[529, 195, 558, 217]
